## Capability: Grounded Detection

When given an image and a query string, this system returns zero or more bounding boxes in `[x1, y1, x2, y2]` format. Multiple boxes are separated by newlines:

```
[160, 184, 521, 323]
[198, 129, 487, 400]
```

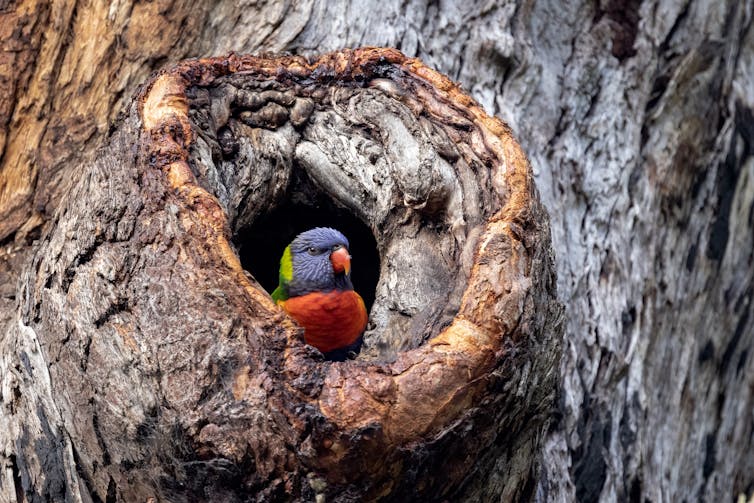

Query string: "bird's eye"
[307, 246, 318, 255]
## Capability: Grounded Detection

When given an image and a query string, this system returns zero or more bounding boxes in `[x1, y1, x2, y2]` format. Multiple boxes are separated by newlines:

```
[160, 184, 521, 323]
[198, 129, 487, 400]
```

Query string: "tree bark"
[1, 0, 753, 502]
[1, 48, 561, 502]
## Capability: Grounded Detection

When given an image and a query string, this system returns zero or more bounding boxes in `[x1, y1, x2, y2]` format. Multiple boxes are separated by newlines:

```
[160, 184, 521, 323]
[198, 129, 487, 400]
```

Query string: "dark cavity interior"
[236, 185, 380, 313]
[188, 79, 479, 360]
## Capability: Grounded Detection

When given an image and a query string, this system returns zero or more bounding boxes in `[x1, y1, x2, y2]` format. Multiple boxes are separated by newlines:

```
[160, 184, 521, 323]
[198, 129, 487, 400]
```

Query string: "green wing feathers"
[271, 245, 293, 302]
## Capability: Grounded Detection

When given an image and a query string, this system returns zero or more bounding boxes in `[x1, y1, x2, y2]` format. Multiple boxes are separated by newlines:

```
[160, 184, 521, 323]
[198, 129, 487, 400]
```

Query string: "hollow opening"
[235, 189, 380, 314]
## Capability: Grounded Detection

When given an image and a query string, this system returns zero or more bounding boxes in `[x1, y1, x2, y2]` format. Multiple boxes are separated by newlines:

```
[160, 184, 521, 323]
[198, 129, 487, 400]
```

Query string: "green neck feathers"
[271, 245, 293, 302]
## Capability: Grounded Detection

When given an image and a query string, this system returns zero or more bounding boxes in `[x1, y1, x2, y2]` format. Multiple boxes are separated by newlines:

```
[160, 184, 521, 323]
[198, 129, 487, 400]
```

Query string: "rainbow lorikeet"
[271, 227, 368, 361]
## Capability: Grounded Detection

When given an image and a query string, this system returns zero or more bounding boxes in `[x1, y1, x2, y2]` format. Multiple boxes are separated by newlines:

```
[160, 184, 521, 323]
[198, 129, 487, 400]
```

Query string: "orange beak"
[330, 246, 351, 275]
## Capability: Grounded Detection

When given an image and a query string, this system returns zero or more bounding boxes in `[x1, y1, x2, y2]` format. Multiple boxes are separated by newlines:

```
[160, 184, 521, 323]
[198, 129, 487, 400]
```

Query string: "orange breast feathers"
[278, 290, 368, 354]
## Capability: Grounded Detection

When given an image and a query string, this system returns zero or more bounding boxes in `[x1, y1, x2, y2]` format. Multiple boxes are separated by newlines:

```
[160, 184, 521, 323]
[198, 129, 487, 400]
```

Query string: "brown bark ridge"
[0, 48, 562, 502]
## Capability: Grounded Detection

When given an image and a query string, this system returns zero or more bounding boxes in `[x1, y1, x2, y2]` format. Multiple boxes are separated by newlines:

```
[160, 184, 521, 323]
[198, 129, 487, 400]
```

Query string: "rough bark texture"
[1, 0, 753, 502]
[1, 48, 561, 502]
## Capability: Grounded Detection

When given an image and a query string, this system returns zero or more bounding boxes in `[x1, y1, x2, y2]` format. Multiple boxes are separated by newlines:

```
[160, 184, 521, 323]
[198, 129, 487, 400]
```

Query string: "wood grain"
[1, 48, 561, 501]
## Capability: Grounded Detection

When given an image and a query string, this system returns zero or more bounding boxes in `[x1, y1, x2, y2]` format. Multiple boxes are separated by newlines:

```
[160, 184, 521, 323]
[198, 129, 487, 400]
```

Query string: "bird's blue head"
[281, 227, 354, 297]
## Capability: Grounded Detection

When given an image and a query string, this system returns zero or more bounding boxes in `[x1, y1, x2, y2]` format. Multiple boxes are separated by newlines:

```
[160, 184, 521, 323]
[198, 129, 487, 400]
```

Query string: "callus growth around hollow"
[4, 48, 562, 502]
[272, 227, 368, 359]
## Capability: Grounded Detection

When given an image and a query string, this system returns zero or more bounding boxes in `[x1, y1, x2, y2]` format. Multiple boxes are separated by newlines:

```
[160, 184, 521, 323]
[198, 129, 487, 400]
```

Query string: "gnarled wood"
[3, 1, 752, 501]
[1, 49, 561, 502]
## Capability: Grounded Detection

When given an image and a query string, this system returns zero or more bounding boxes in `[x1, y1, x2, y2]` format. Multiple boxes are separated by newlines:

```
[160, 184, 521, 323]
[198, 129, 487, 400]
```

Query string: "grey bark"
[1, 0, 753, 501]
[289, 1, 754, 500]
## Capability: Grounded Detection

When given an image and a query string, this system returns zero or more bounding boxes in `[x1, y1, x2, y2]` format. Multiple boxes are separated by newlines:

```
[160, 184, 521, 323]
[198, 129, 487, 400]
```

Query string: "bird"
[271, 227, 368, 361]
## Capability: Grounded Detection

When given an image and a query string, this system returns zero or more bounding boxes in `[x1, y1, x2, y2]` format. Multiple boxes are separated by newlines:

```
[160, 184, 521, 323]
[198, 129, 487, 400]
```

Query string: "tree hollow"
[6, 48, 562, 502]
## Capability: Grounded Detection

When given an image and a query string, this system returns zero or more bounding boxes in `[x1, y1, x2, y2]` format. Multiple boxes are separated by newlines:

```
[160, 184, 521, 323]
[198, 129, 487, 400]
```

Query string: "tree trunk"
[1, 48, 561, 502]
[1, 1, 753, 502]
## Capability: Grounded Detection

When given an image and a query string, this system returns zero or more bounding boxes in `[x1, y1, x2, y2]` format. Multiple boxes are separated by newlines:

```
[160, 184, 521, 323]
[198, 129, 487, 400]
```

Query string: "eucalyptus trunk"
[1, 0, 753, 502]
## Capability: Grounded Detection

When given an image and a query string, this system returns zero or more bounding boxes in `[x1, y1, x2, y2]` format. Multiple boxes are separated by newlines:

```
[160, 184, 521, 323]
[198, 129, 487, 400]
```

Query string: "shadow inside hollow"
[236, 197, 380, 313]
